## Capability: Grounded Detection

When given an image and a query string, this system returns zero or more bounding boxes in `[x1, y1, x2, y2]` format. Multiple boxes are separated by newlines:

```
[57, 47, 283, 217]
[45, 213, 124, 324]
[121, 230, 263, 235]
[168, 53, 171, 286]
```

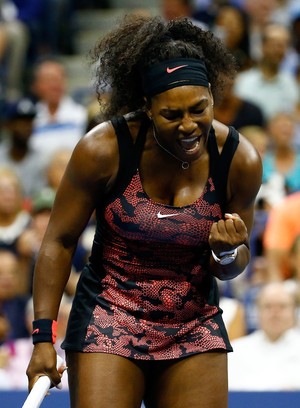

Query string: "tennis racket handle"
[22, 355, 65, 408]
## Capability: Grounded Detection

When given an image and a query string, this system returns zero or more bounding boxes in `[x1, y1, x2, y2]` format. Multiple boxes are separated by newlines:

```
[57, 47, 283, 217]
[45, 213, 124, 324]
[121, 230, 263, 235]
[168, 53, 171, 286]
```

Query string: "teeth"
[181, 136, 198, 143]
[179, 136, 200, 152]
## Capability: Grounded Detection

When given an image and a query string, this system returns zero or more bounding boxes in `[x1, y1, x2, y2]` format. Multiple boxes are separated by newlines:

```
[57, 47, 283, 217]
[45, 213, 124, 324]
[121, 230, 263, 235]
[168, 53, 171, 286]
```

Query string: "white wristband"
[211, 248, 238, 265]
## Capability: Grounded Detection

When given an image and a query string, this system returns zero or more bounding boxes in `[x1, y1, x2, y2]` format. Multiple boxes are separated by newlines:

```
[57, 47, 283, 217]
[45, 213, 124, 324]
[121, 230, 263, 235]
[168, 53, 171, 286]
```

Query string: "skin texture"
[26, 85, 262, 407]
[26, 15, 262, 408]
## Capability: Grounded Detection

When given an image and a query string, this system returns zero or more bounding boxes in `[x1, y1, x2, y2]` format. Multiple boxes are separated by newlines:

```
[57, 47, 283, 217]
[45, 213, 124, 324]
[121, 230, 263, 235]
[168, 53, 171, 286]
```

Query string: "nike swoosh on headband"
[157, 211, 179, 219]
[166, 65, 188, 74]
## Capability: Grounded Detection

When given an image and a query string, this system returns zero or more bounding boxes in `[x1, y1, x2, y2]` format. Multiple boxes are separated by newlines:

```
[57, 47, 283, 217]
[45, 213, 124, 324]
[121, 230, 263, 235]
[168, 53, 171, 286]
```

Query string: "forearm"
[32, 240, 75, 320]
[209, 244, 250, 280]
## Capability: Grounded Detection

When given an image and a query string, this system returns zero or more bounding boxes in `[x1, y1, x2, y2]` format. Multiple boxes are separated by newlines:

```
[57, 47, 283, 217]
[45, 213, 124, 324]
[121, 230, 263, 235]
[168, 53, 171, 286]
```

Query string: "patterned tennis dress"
[62, 115, 239, 360]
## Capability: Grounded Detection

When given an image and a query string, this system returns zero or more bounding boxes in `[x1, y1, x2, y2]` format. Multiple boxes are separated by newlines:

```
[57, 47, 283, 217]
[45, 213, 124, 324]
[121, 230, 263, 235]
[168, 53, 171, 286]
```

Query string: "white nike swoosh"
[157, 211, 179, 219]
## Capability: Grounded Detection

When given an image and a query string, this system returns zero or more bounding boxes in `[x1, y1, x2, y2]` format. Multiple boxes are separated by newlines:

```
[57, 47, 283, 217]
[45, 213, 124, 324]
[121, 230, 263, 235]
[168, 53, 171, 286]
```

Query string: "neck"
[260, 61, 279, 79]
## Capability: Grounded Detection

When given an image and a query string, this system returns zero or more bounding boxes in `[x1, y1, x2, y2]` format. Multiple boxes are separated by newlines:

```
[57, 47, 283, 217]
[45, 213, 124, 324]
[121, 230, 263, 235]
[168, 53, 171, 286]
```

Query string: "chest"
[139, 152, 209, 207]
[102, 173, 222, 247]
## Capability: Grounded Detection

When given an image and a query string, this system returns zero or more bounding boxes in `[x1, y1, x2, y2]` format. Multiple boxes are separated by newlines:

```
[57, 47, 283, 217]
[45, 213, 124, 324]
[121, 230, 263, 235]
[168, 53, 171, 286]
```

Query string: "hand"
[208, 213, 248, 256]
[26, 343, 64, 392]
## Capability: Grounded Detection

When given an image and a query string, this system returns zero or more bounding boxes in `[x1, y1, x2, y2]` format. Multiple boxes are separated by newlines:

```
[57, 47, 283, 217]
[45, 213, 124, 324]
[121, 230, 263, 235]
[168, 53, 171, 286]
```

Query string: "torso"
[62, 115, 237, 359]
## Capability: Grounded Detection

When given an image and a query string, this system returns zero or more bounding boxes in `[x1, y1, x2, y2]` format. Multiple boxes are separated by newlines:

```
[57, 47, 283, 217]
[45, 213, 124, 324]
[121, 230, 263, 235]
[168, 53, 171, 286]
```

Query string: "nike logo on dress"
[157, 211, 179, 219]
[166, 65, 188, 73]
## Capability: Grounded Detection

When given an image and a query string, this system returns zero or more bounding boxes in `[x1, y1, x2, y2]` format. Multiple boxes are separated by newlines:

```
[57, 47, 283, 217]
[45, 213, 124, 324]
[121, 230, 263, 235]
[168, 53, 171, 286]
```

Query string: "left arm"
[209, 132, 262, 280]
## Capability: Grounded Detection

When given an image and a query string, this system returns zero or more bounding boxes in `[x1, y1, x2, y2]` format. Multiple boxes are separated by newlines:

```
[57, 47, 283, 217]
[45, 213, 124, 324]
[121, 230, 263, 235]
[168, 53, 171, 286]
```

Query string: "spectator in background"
[234, 23, 299, 122]
[237, 126, 269, 259]
[263, 191, 300, 281]
[0, 97, 48, 201]
[0, 249, 29, 340]
[218, 280, 247, 341]
[240, 256, 270, 334]
[212, 3, 252, 72]
[243, 0, 281, 62]
[0, 0, 29, 100]
[262, 112, 300, 198]
[16, 187, 56, 295]
[290, 236, 300, 301]
[0, 166, 31, 253]
[192, 0, 225, 28]
[45, 148, 72, 191]
[228, 281, 300, 391]
[36, 0, 76, 56]
[29, 58, 88, 158]
[238, 125, 269, 159]
[10, 0, 43, 65]
[11, 0, 76, 61]
[16, 187, 81, 296]
[161, 0, 194, 21]
[281, 10, 300, 76]
[0, 312, 10, 343]
[0, 346, 11, 389]
[213, 77, 265, 130]
[160, 0, 208, 29]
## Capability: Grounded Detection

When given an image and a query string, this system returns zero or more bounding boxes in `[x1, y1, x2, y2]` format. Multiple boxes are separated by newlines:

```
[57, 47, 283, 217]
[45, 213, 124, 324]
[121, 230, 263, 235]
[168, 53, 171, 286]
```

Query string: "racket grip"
[22, 355, 65, 408]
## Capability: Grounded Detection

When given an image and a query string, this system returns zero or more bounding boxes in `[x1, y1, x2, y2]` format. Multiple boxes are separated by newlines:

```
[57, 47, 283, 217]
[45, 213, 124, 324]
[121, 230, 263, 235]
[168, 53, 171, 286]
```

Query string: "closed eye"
[191, 108, 205, 114]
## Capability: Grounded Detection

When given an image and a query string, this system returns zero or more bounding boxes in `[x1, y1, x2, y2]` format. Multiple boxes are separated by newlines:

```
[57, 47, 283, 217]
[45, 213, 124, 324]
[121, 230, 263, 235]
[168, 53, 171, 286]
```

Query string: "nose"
[178, 114, 197, 134]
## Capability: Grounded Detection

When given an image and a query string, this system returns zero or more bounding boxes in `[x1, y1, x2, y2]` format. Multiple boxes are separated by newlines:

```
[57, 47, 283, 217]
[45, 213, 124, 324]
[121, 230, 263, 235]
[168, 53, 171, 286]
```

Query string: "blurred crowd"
[0, 0, 300, 393]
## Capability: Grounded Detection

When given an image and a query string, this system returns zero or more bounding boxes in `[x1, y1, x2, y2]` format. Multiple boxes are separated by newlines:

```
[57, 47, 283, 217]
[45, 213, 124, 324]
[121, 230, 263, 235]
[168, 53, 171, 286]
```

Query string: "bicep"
[46, 169, 97, 248]
[225, 137, 263, 235]
[43, 130, 117, 248]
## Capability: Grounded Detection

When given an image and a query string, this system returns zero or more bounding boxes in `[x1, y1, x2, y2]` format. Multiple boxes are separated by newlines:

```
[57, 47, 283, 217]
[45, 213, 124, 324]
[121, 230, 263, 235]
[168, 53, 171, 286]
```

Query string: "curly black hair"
[89, 14, 237, 119]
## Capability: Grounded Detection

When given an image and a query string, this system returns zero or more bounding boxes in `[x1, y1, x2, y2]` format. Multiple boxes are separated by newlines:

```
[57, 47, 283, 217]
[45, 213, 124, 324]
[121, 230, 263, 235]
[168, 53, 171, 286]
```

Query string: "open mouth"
[177, 136, 201, 153]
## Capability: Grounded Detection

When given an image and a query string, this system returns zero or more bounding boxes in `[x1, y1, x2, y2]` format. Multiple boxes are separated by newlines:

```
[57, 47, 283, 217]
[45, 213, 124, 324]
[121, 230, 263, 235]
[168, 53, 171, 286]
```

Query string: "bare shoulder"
[213, 120, 262, 205]
[213, 119, 262, 172]
[78, 121, 118, 164]
[234, 129, 263, 178]
[67, 121, 119, 191]
[212, 120, 229, 148]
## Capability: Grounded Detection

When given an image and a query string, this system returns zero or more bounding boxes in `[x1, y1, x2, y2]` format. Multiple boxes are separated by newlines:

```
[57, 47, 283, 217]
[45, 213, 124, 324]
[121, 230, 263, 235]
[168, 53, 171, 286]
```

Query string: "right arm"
[26, 121, 119, 390]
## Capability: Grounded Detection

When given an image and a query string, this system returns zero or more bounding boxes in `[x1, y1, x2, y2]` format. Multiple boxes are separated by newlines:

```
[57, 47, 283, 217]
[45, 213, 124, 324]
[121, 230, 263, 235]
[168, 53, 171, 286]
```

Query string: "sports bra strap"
[109, 115, 150, 198]
[208, 126, 239, 212]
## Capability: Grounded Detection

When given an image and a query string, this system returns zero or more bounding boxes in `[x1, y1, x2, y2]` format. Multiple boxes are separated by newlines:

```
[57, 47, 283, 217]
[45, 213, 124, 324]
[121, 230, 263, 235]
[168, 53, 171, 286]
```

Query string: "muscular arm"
[33, 121, 118, 320]
[209, 130, 262, 280]
[27, 122, 120, 390]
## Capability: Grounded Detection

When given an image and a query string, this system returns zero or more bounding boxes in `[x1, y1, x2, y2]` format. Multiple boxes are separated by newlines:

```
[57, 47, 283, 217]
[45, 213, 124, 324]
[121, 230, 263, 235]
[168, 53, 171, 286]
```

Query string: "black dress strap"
[109, 115, 150, 198]
[207, 126, 239, 213]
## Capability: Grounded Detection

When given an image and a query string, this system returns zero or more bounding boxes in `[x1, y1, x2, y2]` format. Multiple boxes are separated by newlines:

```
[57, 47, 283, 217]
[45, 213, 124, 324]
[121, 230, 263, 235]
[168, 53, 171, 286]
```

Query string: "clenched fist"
[209, 213, 249, 256]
